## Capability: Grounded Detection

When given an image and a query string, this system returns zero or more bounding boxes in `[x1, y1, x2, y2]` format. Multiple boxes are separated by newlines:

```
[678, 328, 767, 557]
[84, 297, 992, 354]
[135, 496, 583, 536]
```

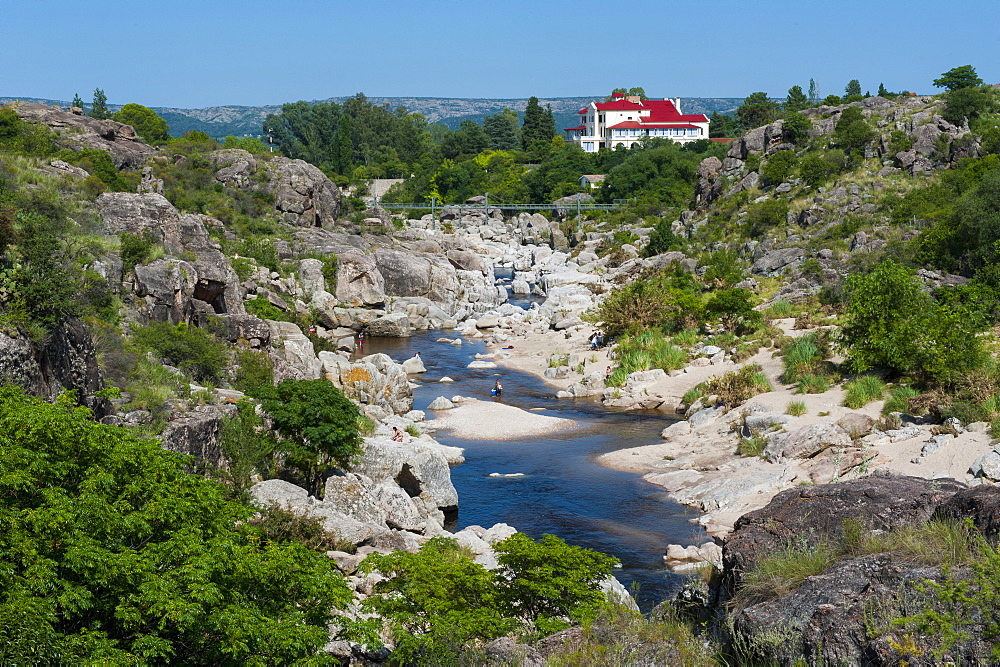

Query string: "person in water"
[391, 426, 404, 442]
[494, 379, 503, 397]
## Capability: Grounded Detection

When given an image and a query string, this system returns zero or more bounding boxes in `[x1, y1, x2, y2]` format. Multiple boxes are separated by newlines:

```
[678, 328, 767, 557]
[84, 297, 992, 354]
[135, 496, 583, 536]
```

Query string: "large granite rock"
[321, 352, 413, 415]
[0, 318, 109, 416]
[764, 423, 852, 462]
[264, 157, 341, 226]
[160, 403, 237, 467]
[97, 193, 184, 253]
[266, 320, 322, 379]
[352, 436, 459, 511]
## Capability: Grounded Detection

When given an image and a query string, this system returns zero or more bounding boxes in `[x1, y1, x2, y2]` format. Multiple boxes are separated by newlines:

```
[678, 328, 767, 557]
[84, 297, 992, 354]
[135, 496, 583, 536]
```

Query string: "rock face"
[763, 423, 852, 462]
[320, 352, 413, 415]
[335, 252, 386, 306]
[0, 319, 109, 416]
[160, 404, 237, 467]
[723, 476, 965, 588]
[7, 102, 155, 169]
[721, 477, 1000, 666]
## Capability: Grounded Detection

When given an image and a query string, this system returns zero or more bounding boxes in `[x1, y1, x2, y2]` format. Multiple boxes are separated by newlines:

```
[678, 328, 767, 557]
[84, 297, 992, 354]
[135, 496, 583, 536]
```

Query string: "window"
[583, 142, 594, 152]
[614, 129, 626, 137]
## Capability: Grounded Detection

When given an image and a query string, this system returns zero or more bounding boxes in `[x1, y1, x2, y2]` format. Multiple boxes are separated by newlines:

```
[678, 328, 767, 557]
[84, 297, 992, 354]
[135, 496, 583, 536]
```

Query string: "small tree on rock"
[112, 103, 170, 144]
[934, 65, 984, 92]
[257, 378, 364, 497]
[90, 88, 109, 119]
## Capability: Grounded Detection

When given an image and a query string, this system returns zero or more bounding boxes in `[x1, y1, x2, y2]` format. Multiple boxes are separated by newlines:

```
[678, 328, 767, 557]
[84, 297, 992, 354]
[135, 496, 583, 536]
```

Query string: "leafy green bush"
[644, 218, 682, 257]
[705, 287, 762, 334]
[231, 348, 274, 395]
[606, 331, 687, 386]
[761, 150, 797, 186]
[702, 363, 772, 407]
[0, 386, 355, 664]
[841, 259, 987, 384]
[118, 231, 156, 274]
[594, 266, 704, 337]
[744, 199, 789, 236]
[131, 321, 228, 383]
[361, 533, 619, 663]
[217, 400, 277, 498]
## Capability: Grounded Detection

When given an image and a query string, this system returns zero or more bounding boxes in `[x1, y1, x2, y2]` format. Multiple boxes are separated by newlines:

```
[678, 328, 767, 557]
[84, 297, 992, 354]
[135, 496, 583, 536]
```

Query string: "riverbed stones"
[970, 449, 1000, 480]
[467, 360, 497, 369]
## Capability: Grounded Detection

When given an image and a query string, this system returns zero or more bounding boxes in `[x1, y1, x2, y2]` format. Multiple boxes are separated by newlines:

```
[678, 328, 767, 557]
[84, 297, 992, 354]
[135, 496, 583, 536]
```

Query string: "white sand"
[429, 398, 574, 440]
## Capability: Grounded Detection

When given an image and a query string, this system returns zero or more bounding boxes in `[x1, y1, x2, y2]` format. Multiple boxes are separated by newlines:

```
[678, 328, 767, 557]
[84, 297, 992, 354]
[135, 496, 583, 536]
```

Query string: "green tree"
[942, 86, 993, 125]
[833, 106, 875, 157]
[761, 149, 797, 186]
[783, 111, 812, 145]
[736, 92, 779, 131]
[840, 259, 986, 383]
[627, 86, 648, 99]
[218, 400, 278, 498]
[745, 198, 789, 236]
[785, 85, 809, 112]
[705, 287, 762, 334]
[71, 92, 84, 109]
[709, 112, 737, 138]
[808, 78, 818, 103]
[112, 103, 170, 144]
[0, 386, 355, 664]
[495, 533, 619, 630]
[877, 82, 891, 98]
[844, 79, 862, 97]
[645, 218, 682, 257]
[90, 87, 109, 119]
[256, 379, 364, 497]
[483, 108, 519, 151]
[934, 65, 984, 91]
[331, 112, 353, 174]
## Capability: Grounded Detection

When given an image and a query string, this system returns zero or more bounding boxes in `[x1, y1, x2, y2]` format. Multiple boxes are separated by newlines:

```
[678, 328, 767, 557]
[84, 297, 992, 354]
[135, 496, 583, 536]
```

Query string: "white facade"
[564, 95, 710, 153]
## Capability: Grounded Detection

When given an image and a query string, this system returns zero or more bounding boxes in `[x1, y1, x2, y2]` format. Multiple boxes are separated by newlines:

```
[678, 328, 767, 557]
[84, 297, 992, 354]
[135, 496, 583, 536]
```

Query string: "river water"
[358, 315, 709, 611]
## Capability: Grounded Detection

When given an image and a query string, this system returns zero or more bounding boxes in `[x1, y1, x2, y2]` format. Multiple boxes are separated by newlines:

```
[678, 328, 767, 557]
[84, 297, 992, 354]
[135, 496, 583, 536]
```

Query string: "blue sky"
[2, 0, 997, 108]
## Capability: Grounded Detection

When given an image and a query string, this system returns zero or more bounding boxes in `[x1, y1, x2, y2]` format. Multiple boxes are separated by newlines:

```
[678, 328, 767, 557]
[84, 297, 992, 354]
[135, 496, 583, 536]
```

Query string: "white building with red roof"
[564, 94, 710, 152]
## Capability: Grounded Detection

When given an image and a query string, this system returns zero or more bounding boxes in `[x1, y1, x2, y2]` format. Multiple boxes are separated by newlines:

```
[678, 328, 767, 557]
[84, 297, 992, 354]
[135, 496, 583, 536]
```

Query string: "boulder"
[8, 102, 155, 169]
[427, 396, 455, 411]
[160, 404, 237, 468]
[445, 248, 485, 273]
[401, 356, 426, 373]
[264, 157, 341, 226]
[969, 450, 1000, 480]
[266, 320, 322, 379]
[764, 423, 852, 462]
[352, 436, 459, 511]
[934, 485, 1000, 537]
[366, 312, 411, 338]
[97, 192, 184, 254]
[335, 251, 386, 306]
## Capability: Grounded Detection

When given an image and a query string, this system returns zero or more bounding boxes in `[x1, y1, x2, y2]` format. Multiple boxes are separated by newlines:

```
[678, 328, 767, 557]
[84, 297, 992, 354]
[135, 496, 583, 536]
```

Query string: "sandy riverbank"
[429, 397, 575, 440]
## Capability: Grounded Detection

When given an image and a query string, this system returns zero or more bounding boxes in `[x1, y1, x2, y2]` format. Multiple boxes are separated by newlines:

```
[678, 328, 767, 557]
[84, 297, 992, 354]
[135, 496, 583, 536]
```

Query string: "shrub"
[786, 400, 807, 416]
[606, 332, 688, 386]
[131, 321, 228, 383]
[764, 299, 793, 319]
[702, 363, 771, 407]
[781, 334, 824, 384]
[705, 288, 763, 335]
[744, 199, 789, 236]
[594, 266, 704, 336]
[644, 218, 682, 257]
[761, 150, 797, 186]
[252, 505, 355, 553]
[118, 231, 156, 274]
[682, 387, 705, 407]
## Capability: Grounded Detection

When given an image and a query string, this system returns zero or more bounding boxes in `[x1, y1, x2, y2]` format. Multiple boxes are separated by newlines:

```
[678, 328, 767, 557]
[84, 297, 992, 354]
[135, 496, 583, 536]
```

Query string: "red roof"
[563, 126, 587, 131]
[607, 121, 701, 130]
[578, 107, 588, 114]
[594, 97, 708, 123]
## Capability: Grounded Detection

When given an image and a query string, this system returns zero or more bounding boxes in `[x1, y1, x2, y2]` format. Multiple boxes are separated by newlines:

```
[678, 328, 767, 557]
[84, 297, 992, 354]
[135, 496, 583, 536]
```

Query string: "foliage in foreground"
[360, 533, 620, 663]
[0, 387, 355, 664]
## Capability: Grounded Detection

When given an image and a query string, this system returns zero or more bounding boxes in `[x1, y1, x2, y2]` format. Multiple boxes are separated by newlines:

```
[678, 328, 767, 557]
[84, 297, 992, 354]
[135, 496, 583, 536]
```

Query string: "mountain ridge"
[0, 95, 743, 138]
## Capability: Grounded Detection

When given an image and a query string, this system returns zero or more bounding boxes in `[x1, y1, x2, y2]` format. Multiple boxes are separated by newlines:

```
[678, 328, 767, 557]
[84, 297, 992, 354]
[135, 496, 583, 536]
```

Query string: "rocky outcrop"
[97, 193, 184, 253]
[320, 352, 413, 415]
[160, 403, 237, 467]
[7, 101, 155, 169]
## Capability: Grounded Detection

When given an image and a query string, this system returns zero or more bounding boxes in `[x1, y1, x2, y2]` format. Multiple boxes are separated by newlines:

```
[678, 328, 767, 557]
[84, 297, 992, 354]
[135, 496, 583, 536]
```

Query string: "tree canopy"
[736, 92, 779, 132]
[934, 65, 984, 92]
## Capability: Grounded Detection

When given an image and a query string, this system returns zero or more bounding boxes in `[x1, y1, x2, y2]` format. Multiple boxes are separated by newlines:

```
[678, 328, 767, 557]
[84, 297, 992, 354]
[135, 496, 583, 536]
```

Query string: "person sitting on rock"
[391, 426, 404, 442]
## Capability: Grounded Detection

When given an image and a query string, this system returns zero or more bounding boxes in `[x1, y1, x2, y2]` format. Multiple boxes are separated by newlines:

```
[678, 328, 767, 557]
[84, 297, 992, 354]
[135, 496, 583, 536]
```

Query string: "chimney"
[626, 95, 641, 103]
[674, 97, 682, 114]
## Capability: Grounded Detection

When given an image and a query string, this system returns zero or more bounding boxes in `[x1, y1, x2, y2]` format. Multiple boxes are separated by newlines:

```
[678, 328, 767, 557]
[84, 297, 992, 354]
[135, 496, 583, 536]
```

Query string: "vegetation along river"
[359, 318, 709, 611]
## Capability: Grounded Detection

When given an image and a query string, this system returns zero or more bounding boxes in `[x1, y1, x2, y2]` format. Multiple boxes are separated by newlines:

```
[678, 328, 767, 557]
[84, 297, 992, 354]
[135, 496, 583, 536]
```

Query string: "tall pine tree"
[521, 97, 554, 150]
[484, 108, 518, 150]
[71, 93, 84, 110]
[90, 88, 109, 119]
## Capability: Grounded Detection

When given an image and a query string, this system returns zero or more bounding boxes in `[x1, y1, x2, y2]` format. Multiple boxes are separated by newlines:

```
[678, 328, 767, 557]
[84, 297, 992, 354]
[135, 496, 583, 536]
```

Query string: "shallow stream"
[359, 323, 709, 611]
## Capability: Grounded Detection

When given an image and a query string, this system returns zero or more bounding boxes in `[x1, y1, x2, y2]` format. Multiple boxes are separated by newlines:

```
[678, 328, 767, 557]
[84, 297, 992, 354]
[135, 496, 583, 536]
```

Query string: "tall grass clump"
[737, 540, 838, 605]
[781, 333, 829, 384]
[881, 385, 921, 415]
[672, 329, 700, 347]
[786, 400, 807, 417]
[606, 332, 687, 387]
[764, 299, 793, 319]
[738, 435, 767, 457]
[843, 375, 887, 409]
[797, 374, 830, 394]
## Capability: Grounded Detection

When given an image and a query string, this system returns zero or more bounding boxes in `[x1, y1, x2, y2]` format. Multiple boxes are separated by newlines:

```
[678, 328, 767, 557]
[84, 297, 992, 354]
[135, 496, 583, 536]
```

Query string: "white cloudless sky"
[2, 0, 997, 107]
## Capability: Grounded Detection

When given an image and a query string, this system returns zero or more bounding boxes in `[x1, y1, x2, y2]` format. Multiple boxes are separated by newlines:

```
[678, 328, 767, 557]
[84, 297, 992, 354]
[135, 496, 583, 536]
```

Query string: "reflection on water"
[359, 330, 708, 611]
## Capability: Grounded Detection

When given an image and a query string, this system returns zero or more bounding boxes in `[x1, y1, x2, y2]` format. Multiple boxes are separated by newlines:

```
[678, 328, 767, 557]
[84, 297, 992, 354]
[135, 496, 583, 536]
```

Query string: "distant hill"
[0, 95, 744, 139]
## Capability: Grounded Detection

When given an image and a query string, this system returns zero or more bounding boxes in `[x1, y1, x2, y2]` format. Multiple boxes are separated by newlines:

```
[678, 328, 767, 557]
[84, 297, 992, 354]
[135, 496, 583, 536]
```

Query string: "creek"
[359, 319, 709, 611]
